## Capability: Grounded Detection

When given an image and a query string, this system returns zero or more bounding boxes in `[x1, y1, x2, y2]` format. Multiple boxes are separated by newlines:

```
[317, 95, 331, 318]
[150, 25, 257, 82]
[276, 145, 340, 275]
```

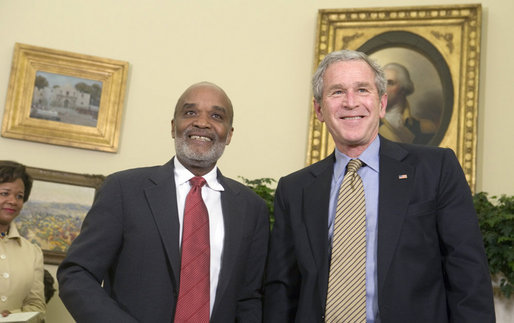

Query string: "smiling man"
[263, 50, 494, 322]
[172, 82, 234, 175]
[58, 82, 269, 323]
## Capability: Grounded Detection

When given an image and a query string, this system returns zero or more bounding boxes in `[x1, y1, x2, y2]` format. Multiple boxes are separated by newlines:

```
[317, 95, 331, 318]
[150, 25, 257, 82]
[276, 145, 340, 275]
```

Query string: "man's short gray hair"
[312, 50, 387, 103]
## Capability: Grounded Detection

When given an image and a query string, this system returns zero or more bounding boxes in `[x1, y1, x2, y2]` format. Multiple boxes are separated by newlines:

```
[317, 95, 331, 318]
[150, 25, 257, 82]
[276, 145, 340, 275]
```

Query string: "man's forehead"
[385, 68, 397, 78]
[174, 82, 234, 123]
[181, 85, 229, 104]
[324, 62, 376, 86]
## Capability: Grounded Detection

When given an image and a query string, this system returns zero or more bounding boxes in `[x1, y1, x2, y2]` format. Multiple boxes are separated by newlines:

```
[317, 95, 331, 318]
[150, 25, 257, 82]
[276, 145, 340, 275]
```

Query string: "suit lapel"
[144, 160, 181, 287]
[303, 155, 334, 303]
[212, 172, 243, 315]
[377, 139, 414, 293]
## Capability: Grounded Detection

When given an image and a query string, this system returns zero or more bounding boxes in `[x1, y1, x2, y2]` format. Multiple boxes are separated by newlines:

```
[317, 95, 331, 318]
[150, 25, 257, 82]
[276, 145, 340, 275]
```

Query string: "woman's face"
[0, 178, 25, 228]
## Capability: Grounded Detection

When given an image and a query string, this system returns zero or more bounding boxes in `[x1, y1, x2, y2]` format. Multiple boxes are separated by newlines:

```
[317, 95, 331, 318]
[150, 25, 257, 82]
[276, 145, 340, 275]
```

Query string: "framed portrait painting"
[2, 43, 129, 152]
[14, 165, 104, 264]
[306, 4, 481, 191]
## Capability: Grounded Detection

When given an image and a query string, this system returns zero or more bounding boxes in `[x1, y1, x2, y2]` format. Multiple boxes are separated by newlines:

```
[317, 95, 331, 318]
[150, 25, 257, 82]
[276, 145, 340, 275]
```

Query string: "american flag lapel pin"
[398, 174, 408, 180]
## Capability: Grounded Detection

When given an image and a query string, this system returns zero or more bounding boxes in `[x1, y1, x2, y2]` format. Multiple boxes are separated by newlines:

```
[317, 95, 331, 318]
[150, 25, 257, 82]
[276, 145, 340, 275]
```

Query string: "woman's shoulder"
[8, 223, 43, 255]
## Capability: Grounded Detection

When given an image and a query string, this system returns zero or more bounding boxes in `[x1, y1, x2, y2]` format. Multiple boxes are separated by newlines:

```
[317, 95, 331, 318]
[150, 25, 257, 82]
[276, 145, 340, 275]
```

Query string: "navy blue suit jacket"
[264, 137, 494, 322]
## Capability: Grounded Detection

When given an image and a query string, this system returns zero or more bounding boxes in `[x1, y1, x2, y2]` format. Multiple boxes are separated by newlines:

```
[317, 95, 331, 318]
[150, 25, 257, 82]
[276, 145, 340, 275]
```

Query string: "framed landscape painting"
[1, 43, 128, 152]
[14, 165, 104, 264]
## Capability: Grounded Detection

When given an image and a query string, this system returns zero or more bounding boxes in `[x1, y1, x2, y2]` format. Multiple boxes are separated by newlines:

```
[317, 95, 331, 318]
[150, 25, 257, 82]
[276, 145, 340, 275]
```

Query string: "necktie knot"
[346, 159, 363, 174]
[190, 176, 206, 188]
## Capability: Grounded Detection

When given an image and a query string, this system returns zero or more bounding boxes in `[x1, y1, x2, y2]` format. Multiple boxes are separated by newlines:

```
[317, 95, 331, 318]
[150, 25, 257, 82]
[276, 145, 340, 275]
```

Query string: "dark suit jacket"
[57, 159, 269, 323]
[263, 137, 495, 322]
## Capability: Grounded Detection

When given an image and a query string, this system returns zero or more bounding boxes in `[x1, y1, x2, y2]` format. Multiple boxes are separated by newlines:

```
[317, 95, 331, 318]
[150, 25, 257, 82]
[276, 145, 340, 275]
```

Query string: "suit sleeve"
[235, 196, 270, 322]
[437, 149, 495, 322]
[263, 179, 301, 322]
[57, 174, 138, 323]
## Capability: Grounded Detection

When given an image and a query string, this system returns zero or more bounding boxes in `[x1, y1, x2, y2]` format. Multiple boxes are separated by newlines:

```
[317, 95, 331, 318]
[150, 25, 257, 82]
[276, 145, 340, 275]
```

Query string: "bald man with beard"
[58, 82, 269, 323]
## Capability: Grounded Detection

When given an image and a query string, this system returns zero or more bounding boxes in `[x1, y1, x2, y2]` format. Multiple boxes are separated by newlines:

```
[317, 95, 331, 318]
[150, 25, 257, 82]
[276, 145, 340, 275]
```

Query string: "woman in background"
[0, 161, 45, 321]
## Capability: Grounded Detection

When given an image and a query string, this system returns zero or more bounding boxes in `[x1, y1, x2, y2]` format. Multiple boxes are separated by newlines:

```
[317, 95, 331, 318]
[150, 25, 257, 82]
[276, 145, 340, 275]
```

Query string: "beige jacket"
[0, 223, 45, 321]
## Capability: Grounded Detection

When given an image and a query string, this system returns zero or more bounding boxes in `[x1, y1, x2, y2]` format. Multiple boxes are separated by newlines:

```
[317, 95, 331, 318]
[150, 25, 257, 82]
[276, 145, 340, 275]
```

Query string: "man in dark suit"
[58, 82, 269, 322]
[263, 50, 495, 322]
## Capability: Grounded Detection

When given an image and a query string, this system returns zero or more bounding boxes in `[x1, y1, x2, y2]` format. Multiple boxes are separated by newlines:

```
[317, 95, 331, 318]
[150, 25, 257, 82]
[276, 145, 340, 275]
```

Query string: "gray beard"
[174, 135, 227, 168]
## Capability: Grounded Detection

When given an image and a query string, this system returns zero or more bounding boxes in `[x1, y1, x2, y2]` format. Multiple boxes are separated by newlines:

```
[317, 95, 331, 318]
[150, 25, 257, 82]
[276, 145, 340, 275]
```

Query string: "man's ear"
[379, 94, 387, 118]
[314, 99, 324, 122]
[225, 127, 234, 145]
[171, 119, 175, 139]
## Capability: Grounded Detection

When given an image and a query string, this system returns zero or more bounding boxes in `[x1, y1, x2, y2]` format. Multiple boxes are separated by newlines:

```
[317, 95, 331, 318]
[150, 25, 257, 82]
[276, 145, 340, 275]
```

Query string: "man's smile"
[189, 135, 212, 142]
[341, 116, 364, 120]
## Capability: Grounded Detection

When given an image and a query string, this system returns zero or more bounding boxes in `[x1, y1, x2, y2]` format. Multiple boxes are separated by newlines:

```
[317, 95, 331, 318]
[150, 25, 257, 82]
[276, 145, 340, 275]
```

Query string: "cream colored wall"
[1, 1, 513, 322]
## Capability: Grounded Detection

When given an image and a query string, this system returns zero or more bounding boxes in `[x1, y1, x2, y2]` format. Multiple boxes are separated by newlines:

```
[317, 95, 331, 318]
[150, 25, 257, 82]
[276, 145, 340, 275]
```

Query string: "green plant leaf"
[239, 177, 276, 229]
[474, 192, 514, 298]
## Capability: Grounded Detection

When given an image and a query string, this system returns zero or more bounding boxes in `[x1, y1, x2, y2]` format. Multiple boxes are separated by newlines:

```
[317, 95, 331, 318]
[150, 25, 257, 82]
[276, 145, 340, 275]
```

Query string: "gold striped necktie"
[325, 159, 366, 322]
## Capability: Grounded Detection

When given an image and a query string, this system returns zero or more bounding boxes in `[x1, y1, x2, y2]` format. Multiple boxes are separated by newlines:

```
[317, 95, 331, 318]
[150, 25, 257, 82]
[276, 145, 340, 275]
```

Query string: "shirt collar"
[2, 223, 22, 245]
[334, 135, 380, 180]
[173, 157, 225, 191]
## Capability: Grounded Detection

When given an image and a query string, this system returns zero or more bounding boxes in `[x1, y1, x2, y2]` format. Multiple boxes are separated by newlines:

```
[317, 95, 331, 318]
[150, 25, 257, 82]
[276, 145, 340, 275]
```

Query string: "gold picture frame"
[307, 4, 481, 191]
[2, 43, 129, 152]
[17, 165, 105, 265]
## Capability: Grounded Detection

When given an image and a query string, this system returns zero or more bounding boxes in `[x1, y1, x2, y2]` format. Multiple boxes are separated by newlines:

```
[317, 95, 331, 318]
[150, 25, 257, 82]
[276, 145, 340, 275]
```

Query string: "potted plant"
[474, 192, 514, 298]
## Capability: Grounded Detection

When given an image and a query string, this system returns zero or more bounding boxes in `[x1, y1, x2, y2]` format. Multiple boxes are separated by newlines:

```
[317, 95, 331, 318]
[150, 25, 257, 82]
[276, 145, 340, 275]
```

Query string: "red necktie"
[175, 176, 210, 322]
